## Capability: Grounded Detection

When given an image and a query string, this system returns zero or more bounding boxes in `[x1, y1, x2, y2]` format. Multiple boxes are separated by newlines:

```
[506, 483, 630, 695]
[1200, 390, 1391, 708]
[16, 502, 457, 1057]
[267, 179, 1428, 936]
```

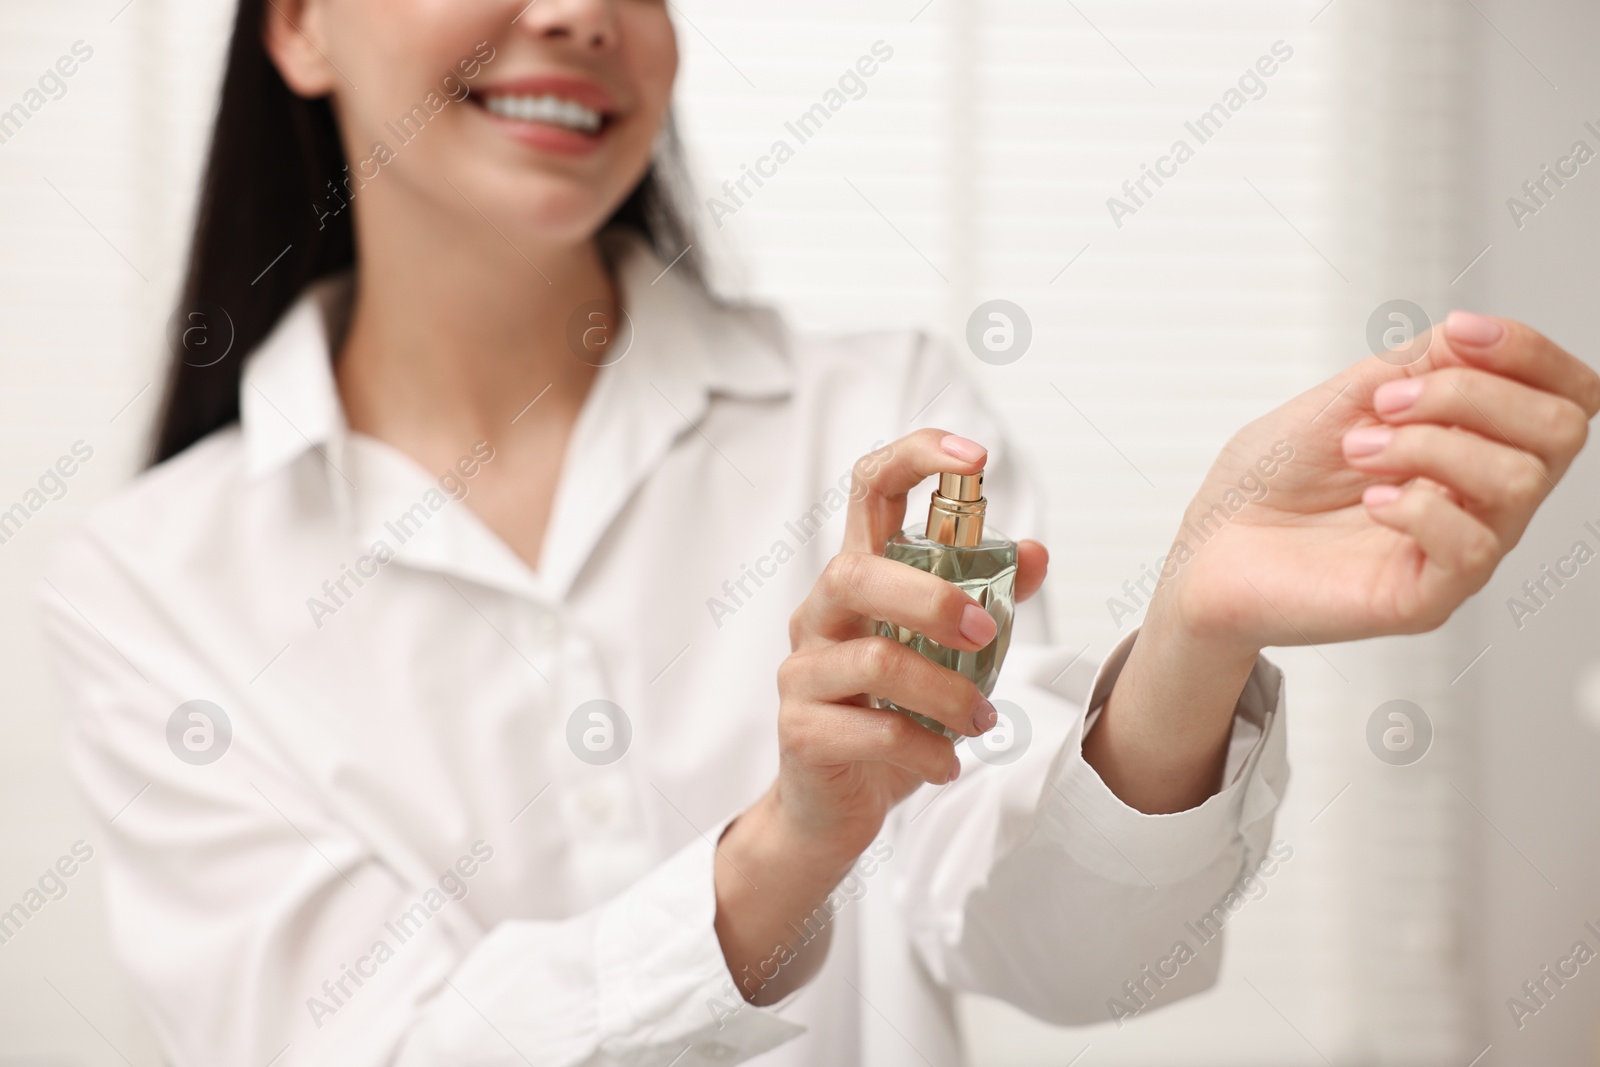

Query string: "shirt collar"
[239, 271, 355, 482]
[238, 231, 794, 600]
[239, 233, 793, 481]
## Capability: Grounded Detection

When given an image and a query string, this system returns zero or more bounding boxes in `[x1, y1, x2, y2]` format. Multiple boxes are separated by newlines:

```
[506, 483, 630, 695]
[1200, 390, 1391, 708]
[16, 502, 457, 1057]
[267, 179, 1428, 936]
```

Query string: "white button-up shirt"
[37, 235, 1288, 1067]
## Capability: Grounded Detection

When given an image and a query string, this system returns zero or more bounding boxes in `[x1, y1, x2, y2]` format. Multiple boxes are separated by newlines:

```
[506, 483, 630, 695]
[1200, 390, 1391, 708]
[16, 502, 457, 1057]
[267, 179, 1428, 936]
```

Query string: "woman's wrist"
[1083, 579, 1262, 814]
[1142, 578, 1264, 687]
[712, 786, 867, 1005]
[726, 786, 864, 889]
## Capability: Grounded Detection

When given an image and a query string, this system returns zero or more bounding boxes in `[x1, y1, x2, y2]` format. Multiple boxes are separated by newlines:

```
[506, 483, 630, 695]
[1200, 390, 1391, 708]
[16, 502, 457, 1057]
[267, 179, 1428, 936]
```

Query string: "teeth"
[482, 94, 603, 133]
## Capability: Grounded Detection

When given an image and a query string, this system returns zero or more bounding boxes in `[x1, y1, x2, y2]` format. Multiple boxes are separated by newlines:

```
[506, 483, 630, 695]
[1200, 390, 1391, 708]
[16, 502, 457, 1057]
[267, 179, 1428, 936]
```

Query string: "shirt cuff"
[1039, 627, 1287, 888]
[594, 815, 807, 1062]
[431, 816, 806, 1066]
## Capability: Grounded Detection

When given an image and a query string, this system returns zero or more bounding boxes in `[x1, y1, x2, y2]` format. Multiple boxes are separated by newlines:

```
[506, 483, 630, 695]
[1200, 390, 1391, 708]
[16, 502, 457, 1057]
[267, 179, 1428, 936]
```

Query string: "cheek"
[625, 9, 679, 119]
[329, 2, 494, 127]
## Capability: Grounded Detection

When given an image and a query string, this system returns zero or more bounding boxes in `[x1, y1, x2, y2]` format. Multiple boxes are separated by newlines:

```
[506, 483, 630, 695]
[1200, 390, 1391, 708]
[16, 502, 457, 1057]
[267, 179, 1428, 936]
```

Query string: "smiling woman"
[26, 2, 1600, 1067]
[151, 0, 693, 467]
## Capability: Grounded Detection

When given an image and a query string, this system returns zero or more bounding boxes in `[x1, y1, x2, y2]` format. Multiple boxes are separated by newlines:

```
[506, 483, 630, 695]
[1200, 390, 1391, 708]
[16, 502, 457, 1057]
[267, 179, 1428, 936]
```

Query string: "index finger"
[842, 428, 988, 554]
[1437, 311, 1600, 419]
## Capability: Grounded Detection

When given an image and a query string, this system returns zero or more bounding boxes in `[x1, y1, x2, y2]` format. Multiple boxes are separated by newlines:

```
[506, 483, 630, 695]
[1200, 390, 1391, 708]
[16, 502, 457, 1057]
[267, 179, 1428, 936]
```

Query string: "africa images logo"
[166, 700, 231, 766]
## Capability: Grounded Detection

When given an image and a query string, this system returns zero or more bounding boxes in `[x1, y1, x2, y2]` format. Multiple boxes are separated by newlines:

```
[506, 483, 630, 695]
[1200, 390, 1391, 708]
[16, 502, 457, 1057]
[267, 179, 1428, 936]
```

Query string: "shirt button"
[698, 1041, 735, 1061]
[535, 613, 560, 642]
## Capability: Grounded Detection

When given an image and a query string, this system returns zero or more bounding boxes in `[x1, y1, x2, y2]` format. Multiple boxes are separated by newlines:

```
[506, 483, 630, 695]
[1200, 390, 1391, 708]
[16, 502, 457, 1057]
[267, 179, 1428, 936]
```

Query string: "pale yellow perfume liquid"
[876, 529, 1017, 739]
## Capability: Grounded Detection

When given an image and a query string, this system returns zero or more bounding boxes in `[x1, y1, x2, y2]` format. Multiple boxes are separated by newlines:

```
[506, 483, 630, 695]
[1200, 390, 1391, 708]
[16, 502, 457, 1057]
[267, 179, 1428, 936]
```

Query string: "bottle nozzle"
[926, 469, 986, 547]
[937, 471, 984, 503]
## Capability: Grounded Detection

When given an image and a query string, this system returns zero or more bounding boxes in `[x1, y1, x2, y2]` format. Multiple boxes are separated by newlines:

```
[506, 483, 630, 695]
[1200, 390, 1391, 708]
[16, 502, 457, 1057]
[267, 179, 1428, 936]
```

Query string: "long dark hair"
[150, 0, 700, 466]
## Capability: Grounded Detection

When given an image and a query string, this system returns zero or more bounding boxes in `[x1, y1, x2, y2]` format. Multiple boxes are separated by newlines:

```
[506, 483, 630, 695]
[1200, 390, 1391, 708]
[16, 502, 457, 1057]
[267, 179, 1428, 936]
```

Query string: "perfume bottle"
[876, 470, 1017, 739]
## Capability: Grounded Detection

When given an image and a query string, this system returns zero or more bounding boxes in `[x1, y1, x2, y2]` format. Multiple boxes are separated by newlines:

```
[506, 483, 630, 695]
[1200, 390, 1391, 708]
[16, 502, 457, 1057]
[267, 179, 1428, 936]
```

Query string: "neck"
[334, 186, 612, 459]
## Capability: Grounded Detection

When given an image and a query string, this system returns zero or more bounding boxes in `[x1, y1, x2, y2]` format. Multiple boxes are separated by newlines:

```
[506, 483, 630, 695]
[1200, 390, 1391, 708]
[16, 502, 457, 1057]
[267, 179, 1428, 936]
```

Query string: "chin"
[517, 190, 624, 247]
[464, 165, 647, 248]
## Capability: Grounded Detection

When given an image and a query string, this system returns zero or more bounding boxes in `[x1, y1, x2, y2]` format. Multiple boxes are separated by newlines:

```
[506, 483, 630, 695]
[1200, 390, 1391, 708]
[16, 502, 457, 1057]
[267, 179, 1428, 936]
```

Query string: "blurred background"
[2, 0, 1597, 1063]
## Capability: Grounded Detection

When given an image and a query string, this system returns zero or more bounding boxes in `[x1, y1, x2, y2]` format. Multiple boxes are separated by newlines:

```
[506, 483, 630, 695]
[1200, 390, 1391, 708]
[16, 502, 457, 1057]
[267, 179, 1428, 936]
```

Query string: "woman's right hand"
[713, 430, 1048, 1006]
[771, 429, 1050, 857]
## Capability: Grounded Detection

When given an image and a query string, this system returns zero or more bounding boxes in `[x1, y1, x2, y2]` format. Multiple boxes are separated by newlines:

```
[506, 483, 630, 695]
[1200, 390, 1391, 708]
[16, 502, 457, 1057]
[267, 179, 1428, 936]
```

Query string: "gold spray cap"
[926, 470, 986, 547]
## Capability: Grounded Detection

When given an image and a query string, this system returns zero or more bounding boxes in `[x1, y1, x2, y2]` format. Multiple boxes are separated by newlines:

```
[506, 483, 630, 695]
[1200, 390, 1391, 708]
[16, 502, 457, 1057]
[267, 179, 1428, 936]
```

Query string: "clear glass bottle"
[876, 470, 1017, 739]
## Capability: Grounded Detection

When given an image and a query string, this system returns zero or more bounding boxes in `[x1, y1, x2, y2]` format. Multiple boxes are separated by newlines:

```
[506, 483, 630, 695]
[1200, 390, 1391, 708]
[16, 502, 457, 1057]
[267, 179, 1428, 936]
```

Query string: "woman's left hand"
[1166, 311, 1600, 651]
[1089, 311, 1599, 815]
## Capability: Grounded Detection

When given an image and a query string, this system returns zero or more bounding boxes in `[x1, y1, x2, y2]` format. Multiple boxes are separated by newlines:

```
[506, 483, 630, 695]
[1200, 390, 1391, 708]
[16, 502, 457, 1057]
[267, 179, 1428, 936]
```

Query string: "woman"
[36, 0, 1598, 1064]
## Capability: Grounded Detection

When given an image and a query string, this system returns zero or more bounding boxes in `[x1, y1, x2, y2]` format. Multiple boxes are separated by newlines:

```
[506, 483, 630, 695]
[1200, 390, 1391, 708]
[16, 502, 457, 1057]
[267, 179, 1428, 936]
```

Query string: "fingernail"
[1364, 484, 1403, 507]
[973, 697, 998, 733]
[948, 755, 963, 783]
[1373, 378, 1425, 414]
[1343, 426, 1394, 457]
[1445, 310, 1504, 348]
[941, 435, 986, 462]
[959, 604, 997, 645]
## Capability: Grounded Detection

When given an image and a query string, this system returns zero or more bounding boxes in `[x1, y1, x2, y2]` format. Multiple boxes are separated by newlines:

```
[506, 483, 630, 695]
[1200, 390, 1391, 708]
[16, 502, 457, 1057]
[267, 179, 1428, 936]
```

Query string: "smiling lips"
[471, 76, 616, 155]
[482, 93, 603, 133]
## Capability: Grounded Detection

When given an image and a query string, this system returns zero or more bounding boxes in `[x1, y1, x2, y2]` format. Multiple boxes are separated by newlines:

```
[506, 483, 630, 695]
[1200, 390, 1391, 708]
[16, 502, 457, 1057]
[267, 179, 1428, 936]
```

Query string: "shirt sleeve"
[891, 633, 1288, 1025]
[35, 529, 803, 1067]
[888, 332, 1291, 1024]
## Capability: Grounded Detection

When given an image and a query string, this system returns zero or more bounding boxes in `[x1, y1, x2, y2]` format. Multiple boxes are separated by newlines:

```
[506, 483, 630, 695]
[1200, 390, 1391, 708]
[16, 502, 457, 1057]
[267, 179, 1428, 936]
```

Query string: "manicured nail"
[1343, 426, 1394, 457]
[1364, 484, 1403, 507]
[948, 755, 963, 783]
[1444, 310, 1504, 348]
[959, 604, 997, 645]
[941, 435, 986, 462]
[1373, 378, 1425, 414]
[973, 698, 998, 733]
